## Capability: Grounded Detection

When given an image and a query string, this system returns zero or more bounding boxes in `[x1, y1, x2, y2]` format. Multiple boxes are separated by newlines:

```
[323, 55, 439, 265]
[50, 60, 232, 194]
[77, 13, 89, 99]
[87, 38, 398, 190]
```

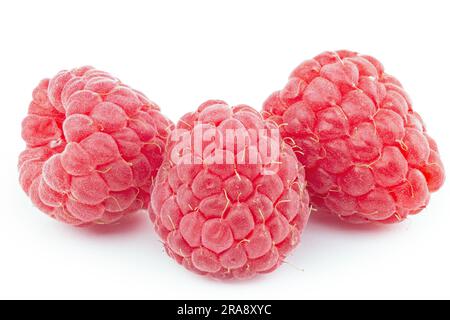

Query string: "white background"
[1, 0, 449, 300]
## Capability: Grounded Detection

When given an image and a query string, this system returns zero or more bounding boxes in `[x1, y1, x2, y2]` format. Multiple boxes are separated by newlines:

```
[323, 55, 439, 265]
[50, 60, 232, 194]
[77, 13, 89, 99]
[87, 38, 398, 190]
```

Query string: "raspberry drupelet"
[263, 50, 445, 224]
[19, 66, 173, 226]
[149, 101, 310, 279]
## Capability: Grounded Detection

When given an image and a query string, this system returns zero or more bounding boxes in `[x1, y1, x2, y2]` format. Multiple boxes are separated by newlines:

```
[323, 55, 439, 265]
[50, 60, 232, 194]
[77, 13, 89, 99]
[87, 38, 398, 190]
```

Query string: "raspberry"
[263, 50, 445, 224]
[149, 101, 310, 279]
[19, 67, 173, 226]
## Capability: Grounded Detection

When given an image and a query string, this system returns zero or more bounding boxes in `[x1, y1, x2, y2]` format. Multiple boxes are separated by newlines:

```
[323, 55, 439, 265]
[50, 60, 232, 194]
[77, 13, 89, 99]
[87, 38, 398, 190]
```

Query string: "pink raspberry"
[19, 67, 173, 226]
[263, 50, 445, 224]
[149, 101, 310, 279]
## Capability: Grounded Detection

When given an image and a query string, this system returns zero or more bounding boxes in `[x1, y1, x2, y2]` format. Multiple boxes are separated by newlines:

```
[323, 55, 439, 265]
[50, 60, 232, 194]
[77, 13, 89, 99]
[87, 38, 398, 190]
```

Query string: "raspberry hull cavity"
[263, 51, 445, 224]
[149, 101, 310, 279]
[19, 67, 173, 226]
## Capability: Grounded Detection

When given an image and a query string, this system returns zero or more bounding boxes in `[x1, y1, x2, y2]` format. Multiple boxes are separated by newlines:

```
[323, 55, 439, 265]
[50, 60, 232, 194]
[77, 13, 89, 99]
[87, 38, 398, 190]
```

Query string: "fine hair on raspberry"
[263, 50, 445, 224]
[149, 100, 310, 280]
[19, 66, 173, 226]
